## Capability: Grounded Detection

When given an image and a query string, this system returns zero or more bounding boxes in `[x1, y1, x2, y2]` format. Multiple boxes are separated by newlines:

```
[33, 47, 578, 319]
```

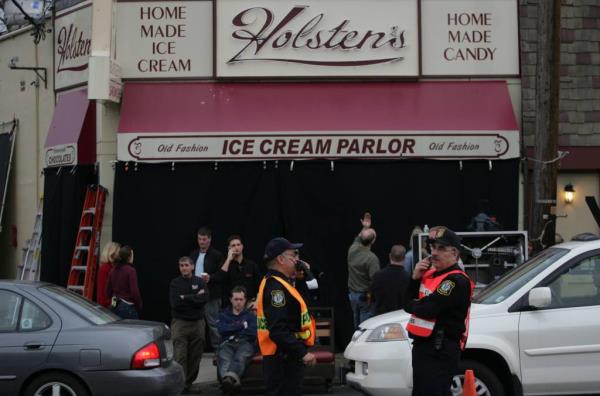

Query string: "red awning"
[118, 81, 519, 162]
[44, 88, 96, 167]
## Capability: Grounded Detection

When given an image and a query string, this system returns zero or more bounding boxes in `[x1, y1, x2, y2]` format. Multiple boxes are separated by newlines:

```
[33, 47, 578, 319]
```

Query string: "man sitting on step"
[217, 286, 257, 394]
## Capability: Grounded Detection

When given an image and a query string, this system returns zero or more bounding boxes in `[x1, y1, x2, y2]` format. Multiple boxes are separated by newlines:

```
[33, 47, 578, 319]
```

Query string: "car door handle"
[24, 342, 43, 350]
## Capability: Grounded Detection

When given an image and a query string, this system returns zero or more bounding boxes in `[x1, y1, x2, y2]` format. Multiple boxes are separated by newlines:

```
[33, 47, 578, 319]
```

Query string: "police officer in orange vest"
[257, 237, 317, 396]
[404, 226, 474, 396]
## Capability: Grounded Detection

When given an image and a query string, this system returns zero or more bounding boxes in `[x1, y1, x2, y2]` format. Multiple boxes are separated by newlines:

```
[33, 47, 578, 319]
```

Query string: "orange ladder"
[67, 185, 108, 299]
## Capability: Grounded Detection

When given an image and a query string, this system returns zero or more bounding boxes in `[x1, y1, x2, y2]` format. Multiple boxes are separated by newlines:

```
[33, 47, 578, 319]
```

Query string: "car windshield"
[40, 285, 120, 324]
[473, 247, 570, 304]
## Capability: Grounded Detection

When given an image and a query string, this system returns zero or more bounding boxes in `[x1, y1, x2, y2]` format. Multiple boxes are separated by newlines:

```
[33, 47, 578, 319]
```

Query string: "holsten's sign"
[54, 1, 92, 90]
[421, 0, 519, 76]
[116, 0, 213, 78]
[118, 131, 519, 161]
[216, 0, 419, 77]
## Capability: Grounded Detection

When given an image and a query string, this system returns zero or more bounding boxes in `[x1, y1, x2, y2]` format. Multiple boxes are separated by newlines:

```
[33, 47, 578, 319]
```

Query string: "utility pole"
[530, 0, 561, 248]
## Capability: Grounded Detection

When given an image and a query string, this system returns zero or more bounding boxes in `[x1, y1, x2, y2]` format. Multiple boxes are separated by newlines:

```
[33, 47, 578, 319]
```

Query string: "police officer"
[256, 237, 317, 396]
[404, 226, 474, 396]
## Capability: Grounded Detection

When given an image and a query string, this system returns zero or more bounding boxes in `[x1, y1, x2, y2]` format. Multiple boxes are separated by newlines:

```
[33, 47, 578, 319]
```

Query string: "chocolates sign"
[216, 0, 419, 77]
[44, 144, 77, 168]
[55, 2, 92, 90]
[421, 0, 519, 76]
[116, 1, 213, 78]
[118, 131, 519, 161]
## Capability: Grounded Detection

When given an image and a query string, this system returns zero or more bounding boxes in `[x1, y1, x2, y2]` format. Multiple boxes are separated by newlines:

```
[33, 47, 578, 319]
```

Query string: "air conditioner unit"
[3, 0, 51, 27]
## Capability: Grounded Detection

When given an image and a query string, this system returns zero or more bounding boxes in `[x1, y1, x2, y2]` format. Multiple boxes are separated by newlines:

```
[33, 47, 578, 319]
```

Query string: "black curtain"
[0, 129, 15, 226]
[41, 166, 97, 286]
[113, 159, 519, 349]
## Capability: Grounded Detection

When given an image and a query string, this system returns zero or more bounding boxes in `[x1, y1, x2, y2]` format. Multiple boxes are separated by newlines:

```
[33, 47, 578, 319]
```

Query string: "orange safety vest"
[406, 268, 474, 350]
[256, 275, 316, 356]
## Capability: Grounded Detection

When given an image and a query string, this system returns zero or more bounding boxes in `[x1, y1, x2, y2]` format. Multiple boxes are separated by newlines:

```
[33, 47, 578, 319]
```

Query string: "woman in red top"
[106, 246, 143, 319]
[96, 242, 120, 308]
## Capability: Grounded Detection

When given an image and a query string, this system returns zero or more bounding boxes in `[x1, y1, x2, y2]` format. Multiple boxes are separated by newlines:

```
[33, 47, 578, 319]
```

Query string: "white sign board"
[216, 0, 419, 77]
[421, 0, 519, 76]
[116, 1, 213, 78]
[45, 143, 78, 167]
[118, 131, 519, 162]
[54, 2, 93, 90]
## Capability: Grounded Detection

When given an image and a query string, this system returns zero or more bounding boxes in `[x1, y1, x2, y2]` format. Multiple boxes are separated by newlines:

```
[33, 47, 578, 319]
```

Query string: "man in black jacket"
[370, 244, 410, 315]
[190, 226, 225, 349]
[169, 256, 209, 394]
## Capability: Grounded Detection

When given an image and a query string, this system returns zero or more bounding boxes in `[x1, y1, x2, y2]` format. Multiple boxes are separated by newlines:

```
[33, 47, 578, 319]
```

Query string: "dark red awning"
[118, 81, 519, 162]
[44, 88, 95, 167]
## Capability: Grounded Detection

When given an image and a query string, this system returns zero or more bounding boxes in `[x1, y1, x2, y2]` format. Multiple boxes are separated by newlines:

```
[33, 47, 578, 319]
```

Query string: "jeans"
[217, 338, 256, 379]
[348, 291, 372, 330]
[112, 300, 138, 319]
[172, 318, 205, 388]
[204, 299, 222, 349]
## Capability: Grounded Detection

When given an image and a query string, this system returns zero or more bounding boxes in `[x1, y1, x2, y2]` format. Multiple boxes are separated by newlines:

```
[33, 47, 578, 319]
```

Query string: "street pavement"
[190, 353, 361, 395]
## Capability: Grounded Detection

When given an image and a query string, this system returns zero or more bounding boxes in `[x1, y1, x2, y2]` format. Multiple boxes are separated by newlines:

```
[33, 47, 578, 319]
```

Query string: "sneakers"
[221, 372, 241, 395]
[221, 376, 235, 394]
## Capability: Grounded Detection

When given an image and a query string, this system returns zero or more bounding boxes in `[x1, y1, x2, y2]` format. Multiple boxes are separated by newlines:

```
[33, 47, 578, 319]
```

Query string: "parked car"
[344, 237, 600, 396]
[0, 281, 184, 396]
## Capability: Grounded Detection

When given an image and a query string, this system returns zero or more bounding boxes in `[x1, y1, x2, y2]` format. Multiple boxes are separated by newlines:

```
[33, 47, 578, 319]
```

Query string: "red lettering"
[348, 139, 360, 154]
[403, 139, 415, 154]
[273, 140, 286, 154]
[228, 139, 242, 155]
[260, 139, 272, 154]
[362, 139, 375, 154]
[288, 139, 300, 155]
[301, 140, 313, 154]
[337, 139, 349, 154]
[242, 140, 254, 155]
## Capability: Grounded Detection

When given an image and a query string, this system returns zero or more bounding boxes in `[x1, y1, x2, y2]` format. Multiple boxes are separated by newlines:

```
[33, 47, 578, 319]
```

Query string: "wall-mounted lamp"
[564, 183, 575, 204]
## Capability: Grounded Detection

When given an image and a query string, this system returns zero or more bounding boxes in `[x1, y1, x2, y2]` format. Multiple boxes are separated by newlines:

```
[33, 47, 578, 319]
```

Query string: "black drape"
[41, 166, 97, 286]
[113, 159, 519, 349]
[0, 130, 15, 226]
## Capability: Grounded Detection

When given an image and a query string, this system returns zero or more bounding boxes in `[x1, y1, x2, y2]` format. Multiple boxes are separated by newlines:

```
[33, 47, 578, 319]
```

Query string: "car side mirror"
[528, 287, 552, 308]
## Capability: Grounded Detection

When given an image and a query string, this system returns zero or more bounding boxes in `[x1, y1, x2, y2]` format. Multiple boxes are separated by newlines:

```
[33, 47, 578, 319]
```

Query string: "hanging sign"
[118, 131, 519, 162]
[216, 0, 419, 77]
[54, 1, 93, 90]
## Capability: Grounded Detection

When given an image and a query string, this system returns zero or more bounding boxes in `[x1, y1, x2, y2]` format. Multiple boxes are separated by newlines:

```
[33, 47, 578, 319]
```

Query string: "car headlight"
[366, 323, 408, 342]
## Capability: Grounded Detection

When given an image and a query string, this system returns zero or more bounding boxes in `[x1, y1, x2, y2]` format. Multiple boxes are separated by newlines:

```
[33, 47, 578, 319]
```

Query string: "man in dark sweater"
[190, 226, 225, 349]
[169, 256, 209, 394]
[370, 245, 410, 315]
[218, 235, 261, 307]
[216, 286, 257, 394]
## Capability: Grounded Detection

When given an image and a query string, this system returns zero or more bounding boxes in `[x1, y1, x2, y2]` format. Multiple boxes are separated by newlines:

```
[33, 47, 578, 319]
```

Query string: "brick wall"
[520, 0, 600, 146]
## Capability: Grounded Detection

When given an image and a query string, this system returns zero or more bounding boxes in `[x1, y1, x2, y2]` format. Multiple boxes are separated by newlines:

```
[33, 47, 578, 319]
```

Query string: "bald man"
[347, 212, 381, 329]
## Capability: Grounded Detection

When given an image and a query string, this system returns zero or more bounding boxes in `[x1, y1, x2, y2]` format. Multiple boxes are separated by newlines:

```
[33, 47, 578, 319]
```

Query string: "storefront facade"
[98, 0, 521, 346]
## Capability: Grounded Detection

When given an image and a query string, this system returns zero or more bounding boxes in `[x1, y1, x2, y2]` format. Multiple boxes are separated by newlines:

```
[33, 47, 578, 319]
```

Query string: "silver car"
[0, 281, 184, 396]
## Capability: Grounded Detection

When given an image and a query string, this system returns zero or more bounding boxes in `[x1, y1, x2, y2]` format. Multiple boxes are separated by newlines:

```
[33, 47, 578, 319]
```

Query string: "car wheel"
[451, 360, 505, 396]
[23, 372, 90, 396]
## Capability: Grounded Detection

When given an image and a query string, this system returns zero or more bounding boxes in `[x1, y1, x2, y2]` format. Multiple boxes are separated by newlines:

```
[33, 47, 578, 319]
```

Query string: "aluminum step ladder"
[66, 185, 108, 299]
[18, 197, 43, 281]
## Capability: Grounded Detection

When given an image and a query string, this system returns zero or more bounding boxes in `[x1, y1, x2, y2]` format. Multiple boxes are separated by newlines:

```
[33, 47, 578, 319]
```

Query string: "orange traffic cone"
[462, 369, 476, 396]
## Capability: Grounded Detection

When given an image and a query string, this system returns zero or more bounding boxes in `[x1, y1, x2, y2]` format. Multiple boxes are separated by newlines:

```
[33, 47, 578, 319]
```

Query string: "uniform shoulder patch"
[271, 290, 286, 307]
[437, 280, 456, 296]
